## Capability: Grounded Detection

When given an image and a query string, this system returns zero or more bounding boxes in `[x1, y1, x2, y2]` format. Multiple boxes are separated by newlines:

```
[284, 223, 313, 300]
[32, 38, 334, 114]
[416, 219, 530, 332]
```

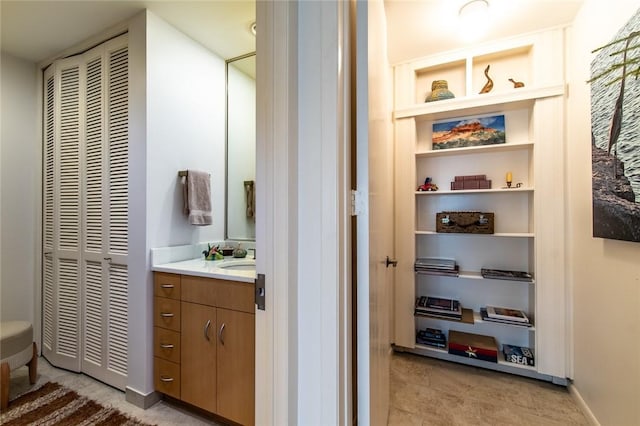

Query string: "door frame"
[256, 1, 354, 424]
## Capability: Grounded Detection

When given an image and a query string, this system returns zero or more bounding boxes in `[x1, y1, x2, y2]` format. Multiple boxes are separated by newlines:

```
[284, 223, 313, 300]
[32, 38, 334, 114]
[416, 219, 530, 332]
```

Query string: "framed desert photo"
[590, 8, 640, 243]
[432, 114, 506, 151]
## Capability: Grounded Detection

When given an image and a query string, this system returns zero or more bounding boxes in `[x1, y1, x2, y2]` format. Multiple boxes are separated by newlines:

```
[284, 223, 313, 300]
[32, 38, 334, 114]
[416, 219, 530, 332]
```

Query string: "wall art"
[432, 114, 505, 151]
[590, 8, 640, 243]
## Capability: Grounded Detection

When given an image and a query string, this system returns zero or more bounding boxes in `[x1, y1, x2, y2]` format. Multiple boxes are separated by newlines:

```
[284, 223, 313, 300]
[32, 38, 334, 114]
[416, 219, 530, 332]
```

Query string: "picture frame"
[432, 114, 506, 150]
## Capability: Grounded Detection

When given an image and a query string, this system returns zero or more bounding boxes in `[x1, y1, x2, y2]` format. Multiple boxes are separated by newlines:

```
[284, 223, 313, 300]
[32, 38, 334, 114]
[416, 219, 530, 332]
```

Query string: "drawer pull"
[204, 319, 211, 341]
[160, 312, 174, 318]
[161, 284, 174, 289]
[218, 322, 226, 345]
[160, 343, 174, 349]
[160, 376, 174, 383]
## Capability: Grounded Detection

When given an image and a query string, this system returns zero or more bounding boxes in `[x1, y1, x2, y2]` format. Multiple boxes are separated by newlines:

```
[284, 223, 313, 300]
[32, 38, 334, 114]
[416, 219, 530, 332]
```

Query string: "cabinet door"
[216, 308, 255, 426]
[181, 302, 216, 413]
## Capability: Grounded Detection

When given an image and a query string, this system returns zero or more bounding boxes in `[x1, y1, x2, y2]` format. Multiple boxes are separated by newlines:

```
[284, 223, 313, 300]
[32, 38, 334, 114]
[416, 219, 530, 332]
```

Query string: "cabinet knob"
[160, 284, 174, 289]
[160, 312, 174, 318]
[159, 376, 174, 383]
[160, 343, 174, 349]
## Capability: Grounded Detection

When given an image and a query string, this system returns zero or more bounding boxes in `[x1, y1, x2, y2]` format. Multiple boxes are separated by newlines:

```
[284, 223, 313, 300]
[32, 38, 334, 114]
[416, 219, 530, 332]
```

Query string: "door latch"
[255, 273, 265, 310]
[386, 256, 398, 268]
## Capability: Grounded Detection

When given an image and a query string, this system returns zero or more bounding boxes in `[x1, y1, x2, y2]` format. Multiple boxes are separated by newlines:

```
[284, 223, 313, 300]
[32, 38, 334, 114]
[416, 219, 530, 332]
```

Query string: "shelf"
[416, 270, 535, 283]
[415, 187, 533, 196]
[415, 309, 535, 331]
[415, 231, 534, 238]
[394, 84, 565, 121]
[472, 311, 536, 331]
[416, 141, 534, 158]
[414, 308, 475, 324]
[408, 344, 537, 374]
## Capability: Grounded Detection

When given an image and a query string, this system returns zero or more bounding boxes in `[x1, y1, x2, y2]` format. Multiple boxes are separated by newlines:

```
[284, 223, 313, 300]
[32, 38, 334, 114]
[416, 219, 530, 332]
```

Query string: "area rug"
[0, 382, 154, 426]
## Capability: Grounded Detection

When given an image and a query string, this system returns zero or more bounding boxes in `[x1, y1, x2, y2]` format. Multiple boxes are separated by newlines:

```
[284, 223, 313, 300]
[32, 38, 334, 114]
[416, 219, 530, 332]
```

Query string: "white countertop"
[152, 257, 256, 283]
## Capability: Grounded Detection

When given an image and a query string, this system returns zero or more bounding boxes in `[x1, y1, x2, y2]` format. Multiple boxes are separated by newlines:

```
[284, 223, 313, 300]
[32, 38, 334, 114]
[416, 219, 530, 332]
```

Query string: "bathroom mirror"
[226, 52, 256, 241]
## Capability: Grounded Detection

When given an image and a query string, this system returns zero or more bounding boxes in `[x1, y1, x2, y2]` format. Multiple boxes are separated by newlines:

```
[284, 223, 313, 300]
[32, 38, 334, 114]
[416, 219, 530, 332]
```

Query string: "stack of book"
[480, 306, 532, 327]
[414, 257, 459, 277]
[481, 268, 533, 282]
[416, 327, 447, 348]
[415, 296, 463, 320]
[502, 344, 535, 366]
[450, 174, 492, 190]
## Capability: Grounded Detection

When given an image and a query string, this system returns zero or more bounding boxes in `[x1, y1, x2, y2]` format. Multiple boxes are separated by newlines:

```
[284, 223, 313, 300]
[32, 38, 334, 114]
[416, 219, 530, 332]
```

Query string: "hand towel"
[182, 170, 212, 225]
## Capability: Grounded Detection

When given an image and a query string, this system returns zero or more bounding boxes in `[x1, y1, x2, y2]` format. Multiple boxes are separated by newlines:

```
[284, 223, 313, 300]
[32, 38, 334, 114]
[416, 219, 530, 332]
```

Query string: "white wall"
[567, 1, 640, 424]
[0, 53, 39, 330]
[127, 10, 227, 398]
[146, 11, 226, 248]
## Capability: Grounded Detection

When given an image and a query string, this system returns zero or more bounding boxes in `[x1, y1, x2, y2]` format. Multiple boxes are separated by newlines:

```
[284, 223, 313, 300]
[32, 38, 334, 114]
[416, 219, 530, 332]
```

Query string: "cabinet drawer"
[216, 280, 254, 313]
[154, 272, 181, 299]
[154, 297, 181, 331]
[154, 358, 180, 399]
[154, 327, 181, 364]
[181, 275, 217, 306]
[182, 276, 254, 313]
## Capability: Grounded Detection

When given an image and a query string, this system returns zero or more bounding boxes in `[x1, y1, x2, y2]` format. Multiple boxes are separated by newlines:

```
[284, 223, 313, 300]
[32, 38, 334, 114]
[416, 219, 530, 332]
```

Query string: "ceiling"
[1, 1, 583, 68]
[1, 1, 256, 64]
[384, 0, 584, 64]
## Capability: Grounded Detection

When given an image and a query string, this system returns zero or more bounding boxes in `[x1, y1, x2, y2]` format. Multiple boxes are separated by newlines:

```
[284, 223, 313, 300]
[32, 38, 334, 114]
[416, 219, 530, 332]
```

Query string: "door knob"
[386, 256, 398, 268]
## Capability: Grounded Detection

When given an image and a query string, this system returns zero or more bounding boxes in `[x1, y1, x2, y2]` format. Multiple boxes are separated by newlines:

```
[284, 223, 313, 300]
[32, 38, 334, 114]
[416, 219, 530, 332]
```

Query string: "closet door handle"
[160, 343, 174, 349]
[159, 376, 174, 383]
[160, 312, 174, 318]
[218, 323, 226, 345]
[204, 319, 211, 341]
[160, 284, 174, 289]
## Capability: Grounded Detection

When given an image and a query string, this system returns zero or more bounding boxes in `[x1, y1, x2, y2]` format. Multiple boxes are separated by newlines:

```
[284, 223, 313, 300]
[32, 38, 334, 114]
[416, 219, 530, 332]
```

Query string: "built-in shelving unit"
[392, 29, 568, 383]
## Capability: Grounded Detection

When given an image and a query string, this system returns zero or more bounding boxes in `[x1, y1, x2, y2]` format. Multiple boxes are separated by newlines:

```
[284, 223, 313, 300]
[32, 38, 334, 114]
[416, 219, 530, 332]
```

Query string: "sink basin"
[217, 259, 256, 271]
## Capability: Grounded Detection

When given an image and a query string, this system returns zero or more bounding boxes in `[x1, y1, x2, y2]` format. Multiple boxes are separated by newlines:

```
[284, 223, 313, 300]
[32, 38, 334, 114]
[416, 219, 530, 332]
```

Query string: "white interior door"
[356, 1, 394, 425]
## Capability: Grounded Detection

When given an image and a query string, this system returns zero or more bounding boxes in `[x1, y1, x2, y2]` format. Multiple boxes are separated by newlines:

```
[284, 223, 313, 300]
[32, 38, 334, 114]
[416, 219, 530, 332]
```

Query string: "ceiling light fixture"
[250, 21, 257, 36]
[458, 0, 490, 42]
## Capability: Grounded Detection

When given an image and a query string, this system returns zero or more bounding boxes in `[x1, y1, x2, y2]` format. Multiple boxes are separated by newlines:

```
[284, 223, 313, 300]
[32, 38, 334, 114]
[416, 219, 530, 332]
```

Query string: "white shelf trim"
[415, 187, 533, 196]
[415, 270, 535, 283]
[394, 84, 565, 120]
[416, 141, 534, 158]
[411, 344, 537, 373]
[415, 231, 534, 238]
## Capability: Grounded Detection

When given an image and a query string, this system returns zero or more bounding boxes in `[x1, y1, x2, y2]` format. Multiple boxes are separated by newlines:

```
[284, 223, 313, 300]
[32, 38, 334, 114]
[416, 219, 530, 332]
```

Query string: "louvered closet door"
[42, 34, 129, 390]
[42, 56, 83, 372]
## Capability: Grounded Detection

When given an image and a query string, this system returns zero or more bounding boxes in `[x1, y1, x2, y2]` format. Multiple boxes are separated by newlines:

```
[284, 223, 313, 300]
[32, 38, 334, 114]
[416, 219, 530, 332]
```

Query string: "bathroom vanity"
[152, 257, 255, 425]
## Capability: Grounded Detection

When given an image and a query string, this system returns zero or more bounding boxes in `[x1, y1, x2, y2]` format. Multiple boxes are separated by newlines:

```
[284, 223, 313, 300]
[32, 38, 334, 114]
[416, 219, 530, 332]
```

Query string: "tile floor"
[389, 352, 590, 425]
[6, 353, 589, 425]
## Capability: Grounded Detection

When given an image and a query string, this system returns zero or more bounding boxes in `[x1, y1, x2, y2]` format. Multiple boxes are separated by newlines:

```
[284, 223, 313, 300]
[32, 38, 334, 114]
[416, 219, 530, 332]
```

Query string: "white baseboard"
[568, 383, 600, 426]
[125, 386, 161, 409]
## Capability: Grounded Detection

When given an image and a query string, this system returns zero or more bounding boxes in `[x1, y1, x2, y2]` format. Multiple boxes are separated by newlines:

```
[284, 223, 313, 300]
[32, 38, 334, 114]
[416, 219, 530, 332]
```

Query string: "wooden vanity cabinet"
[153, 272, 255, 426]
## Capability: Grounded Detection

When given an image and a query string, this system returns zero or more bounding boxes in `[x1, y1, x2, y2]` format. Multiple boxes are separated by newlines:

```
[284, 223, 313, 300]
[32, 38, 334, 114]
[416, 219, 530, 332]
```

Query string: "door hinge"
[351, 189, 365, 216]
[255, 273, 265, 311]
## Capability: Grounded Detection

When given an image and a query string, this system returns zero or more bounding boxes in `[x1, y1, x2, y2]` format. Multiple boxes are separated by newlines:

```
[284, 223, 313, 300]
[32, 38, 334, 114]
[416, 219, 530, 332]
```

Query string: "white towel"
[182, 170, 212, 225]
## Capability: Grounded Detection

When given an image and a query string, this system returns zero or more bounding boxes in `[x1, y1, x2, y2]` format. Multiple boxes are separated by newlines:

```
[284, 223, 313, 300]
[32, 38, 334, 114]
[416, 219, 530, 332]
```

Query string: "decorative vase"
[425, 80, 455, 102]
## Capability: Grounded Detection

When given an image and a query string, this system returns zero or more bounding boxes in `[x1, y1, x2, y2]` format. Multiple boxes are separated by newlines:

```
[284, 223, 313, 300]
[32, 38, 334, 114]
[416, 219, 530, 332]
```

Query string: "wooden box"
[436, 211, 494, 234]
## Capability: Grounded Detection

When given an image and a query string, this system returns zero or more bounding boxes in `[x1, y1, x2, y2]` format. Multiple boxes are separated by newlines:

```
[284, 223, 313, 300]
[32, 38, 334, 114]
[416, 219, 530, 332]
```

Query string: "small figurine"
[508, 78, 525, 88]
[203, 243, 224, 260]
[417, 177, 438, 191]
[479, 65, 494, 94]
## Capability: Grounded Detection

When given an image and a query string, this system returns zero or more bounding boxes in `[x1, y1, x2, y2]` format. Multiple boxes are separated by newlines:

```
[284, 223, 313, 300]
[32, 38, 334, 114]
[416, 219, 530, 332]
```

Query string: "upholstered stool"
[0, 321, 37, 410]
